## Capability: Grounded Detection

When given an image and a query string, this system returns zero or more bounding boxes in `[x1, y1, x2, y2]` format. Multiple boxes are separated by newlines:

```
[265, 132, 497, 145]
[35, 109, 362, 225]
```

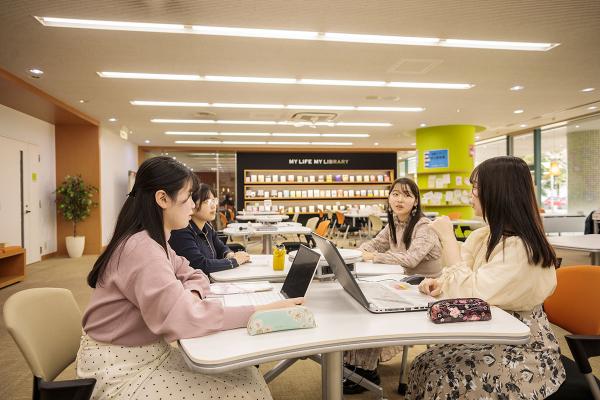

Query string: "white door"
[0, 136, 41, 264]
[23, 143, 41, 264]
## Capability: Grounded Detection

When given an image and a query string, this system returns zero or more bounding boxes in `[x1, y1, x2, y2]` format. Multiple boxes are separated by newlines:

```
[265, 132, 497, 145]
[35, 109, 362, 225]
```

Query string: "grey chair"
[4, 288, 96, 400]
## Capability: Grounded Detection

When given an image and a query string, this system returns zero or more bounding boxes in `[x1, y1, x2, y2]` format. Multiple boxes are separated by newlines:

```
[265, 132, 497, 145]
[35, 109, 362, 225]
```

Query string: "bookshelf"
[243, 169, 394, 214]
[0, 246, 25, 289]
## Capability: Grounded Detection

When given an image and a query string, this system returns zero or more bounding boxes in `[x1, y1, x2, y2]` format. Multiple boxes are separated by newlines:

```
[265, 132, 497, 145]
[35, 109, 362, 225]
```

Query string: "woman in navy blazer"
[169, 183, 250, 274]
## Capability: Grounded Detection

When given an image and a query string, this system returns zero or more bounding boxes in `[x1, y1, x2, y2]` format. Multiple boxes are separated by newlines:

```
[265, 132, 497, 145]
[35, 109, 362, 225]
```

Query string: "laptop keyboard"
[224, 291, 284, 307]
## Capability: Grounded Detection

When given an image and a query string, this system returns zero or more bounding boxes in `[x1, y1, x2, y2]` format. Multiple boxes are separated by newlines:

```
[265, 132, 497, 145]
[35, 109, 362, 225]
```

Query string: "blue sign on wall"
[424, 149, 449, 169]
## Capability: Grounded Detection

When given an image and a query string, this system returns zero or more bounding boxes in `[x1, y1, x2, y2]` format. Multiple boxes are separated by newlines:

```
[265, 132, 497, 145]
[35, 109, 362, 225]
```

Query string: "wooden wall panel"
[55, 124, 102, 255]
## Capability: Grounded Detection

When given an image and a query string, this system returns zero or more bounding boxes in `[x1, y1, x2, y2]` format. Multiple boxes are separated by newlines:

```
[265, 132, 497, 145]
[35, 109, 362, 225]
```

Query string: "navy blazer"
[169, 220, 237, 274]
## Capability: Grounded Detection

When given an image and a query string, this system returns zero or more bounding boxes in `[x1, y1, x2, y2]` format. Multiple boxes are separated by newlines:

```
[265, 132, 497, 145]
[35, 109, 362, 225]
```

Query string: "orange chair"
[544, 265, 600, 399]
[227, 209, 235, 222]
[219, 212, 228, 228]
[315, 220, 331, 237]
[446, 211, 461, 220]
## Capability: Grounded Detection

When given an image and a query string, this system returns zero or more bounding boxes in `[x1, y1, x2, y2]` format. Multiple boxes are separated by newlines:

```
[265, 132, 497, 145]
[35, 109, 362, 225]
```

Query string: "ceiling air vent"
[290, 112, 338, 127]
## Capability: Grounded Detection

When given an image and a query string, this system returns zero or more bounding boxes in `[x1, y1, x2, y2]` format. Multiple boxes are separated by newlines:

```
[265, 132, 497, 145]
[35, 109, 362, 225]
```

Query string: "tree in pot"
[55, 175, 98, 258]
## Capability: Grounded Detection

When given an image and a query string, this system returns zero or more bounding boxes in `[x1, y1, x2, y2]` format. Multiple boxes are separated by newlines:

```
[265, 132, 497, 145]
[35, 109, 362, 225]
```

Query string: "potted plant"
[55, 175, 98, 258]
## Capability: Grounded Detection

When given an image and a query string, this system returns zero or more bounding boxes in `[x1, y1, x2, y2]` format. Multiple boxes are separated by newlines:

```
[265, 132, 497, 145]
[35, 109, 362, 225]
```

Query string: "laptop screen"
[280, 245, 321, 298]
[311, 234, 370, 307]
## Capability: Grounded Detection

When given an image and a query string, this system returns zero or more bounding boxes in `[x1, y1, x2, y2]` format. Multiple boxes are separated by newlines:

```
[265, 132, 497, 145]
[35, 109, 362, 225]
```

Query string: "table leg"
[591, 251, 600, 266]
[321, 351, 343, 400]
[262, 235, 272, 255]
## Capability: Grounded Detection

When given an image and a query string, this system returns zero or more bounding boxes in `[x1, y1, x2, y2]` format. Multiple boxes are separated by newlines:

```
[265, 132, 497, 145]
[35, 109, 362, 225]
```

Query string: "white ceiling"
[1, 0, 599, 149]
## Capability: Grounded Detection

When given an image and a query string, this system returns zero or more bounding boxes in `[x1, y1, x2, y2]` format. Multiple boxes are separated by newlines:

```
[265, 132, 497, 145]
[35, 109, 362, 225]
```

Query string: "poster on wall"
[424, 149, 449, 169]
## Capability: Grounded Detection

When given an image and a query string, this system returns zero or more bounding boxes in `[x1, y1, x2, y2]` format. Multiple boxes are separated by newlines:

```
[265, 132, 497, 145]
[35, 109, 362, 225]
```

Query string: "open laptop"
[223, 244, 321, 307]
[312, 233, 435, 313]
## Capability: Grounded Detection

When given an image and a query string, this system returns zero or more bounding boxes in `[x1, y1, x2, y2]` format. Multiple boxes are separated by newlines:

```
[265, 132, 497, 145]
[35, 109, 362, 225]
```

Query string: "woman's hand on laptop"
[419, 278, 442, 297]
[255, 297, 304, 311]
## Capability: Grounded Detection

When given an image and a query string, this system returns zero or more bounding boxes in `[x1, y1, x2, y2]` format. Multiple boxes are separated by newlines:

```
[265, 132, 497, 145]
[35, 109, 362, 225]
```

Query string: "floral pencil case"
[427, 298, 492, 324]
[247, 306, 316, 335]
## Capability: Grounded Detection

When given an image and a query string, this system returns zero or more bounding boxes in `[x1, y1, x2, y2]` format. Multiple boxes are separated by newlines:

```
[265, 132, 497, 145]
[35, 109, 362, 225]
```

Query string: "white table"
[223, 224, 312, 254]
[210, 254, 402, 282]
[239, 210, 281, 215]
[236, 214, 289, 222]
[179, 282, 530, 400]
[548, 234, 600, 265]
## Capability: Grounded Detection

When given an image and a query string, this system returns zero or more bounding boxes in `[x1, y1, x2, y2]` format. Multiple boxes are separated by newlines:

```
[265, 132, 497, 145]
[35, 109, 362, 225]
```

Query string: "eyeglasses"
[203, 198, 219, 206]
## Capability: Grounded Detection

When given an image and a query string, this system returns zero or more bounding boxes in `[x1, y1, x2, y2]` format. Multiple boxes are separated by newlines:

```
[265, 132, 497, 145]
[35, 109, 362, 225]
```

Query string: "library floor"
[0, 241, 598, 400]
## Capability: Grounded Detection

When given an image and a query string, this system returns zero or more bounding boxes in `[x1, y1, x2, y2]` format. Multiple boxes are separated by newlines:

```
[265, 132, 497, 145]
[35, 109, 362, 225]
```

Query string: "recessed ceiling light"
[151, 119, 392, 127]
[144, 140, 150, 144]
[581, 87, 595, 92]
[28, 68, 44, 78]
[132, 100, 424, 112]
[575, 125, 580, 128]
[520, 124, 528, 128]
[513, 109, 524, 114]
[411, 142, 416, 146]
[79, 99, 88, 104]
[108, 117, 117, 122]
[510, 85, 524, 91]
[172, 156, 176, 160]
[374, 142, 380, 146]
[475, 136, 480, 139]
[456, 109, 460, 113]
[588, 106, 598, 110]
[36, 17, 559, 51]
[419, 123, 427, 127]
[99, 71, 474, 90]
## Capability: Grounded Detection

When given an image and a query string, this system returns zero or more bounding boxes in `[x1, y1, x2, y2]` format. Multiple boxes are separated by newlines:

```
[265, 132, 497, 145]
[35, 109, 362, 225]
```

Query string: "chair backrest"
[219, 212, 228, 228]
[315, 220, 331, 236]
[335, 211, 345, 225]
[292, 212, 299, 223]
[318, 209, 325, 220]
[4, 288, 83, 382]
[544, 265, 600, 335]
[368, 215, 383, 232]
[227, 209, 235, 221]
[446, 211, 461, 220]
[305, 216, 319, 231]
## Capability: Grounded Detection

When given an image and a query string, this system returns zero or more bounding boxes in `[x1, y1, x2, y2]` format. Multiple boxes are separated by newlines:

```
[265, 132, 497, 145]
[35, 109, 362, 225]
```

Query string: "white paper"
[209, 281, 273, 295]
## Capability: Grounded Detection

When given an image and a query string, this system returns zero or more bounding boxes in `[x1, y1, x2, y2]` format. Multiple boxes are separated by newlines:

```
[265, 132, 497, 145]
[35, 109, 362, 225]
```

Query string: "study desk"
[210, 255, 404, 282]
[236, 214, 289, 222]
[179, 282, 530, 400]
[548, 234, 600, 265]
[223, 224, 311, 254]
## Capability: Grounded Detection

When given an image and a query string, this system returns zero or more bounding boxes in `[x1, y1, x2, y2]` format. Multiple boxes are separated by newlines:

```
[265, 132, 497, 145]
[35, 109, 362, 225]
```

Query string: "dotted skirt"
[76, 335, 272, 400]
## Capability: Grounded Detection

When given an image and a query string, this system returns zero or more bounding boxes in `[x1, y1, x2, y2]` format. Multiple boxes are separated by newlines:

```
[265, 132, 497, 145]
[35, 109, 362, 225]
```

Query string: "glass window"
[540, 127, 567, 214]
[475, 137, 507, 166]
[513, 132, 534, 165]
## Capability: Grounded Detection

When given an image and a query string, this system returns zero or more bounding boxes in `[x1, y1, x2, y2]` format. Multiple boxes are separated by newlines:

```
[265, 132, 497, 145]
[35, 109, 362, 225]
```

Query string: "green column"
[416, 125, 482, 219]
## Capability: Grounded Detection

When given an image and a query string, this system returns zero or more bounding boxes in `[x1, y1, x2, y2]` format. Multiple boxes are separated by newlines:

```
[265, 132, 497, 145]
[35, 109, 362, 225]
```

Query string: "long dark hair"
[87, 156, 198, 287]
[387, 177, 424, 248]
[471, 156, 557, 268]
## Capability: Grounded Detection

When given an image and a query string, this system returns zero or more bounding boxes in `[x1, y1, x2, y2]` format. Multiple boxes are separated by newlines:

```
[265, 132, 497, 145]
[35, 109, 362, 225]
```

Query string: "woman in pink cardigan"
[77, 156, 302, 400]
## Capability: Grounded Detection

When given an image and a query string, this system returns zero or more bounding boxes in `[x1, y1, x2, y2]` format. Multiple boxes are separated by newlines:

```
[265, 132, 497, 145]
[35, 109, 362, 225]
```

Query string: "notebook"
[312, 233, 435, 313]
[223, 245, 321, 307]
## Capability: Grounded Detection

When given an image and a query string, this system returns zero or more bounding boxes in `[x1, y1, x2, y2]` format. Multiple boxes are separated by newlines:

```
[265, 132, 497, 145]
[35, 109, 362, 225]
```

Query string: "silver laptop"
[223, 245, 321, 307]
[312, 233, 434, 313]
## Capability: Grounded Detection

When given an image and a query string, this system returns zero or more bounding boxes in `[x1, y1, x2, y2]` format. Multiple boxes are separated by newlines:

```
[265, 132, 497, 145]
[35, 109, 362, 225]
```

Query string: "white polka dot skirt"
[76, 335, 272, 400]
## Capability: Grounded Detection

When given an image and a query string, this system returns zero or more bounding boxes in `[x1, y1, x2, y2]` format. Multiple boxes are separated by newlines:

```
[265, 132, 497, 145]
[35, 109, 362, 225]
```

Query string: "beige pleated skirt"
[76, 335, 272, 400]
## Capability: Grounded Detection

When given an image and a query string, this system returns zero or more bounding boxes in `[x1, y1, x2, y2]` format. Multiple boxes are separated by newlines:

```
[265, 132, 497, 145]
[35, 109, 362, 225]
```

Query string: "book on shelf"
[356, 175, 363, 182]
[265, 176, 272, 183]
[350, 175, 356, 182]
[342, 174, 349, 182]
[280, 175, 287, 182]
[326, 174, 333, 182]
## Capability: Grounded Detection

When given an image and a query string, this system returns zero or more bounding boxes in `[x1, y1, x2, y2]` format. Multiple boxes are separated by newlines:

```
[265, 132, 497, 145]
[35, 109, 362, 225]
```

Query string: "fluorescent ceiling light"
[510, 85, 525, 91]
[589, 106, 598, 110]
[165, 131, 369, 137]
[151, 119, 392, 127]
[98, 71, 201, 80]
[513, 109, 524, 114]
[36, 16, 558, 51]
[581, 87, 595, 92]
[100, 72, 472, 89]
[174, 140, 352, 145]
[134, 101, 424, 112]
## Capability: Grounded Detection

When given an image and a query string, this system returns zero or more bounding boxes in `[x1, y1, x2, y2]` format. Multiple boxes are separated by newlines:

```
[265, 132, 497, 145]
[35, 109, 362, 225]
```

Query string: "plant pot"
[66, 236, 85, 258]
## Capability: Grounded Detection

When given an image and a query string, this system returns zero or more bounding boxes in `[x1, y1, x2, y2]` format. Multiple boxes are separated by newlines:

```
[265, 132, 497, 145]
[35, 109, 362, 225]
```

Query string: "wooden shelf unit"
[0, 246, 25, 289]
[244, 168, 394, 214]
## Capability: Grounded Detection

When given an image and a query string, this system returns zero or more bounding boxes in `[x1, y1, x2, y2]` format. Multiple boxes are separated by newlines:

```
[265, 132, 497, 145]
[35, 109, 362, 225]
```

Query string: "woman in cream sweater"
[409, 156, 565, 399]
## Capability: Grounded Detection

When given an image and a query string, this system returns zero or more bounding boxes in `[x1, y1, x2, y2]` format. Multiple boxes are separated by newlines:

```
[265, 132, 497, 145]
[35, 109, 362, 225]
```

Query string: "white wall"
[100, 127, 138, 246]
[0, 104, 56, 255]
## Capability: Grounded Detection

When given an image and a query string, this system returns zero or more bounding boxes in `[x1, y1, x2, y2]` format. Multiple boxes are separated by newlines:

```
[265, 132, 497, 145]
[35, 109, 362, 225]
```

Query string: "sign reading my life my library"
[424, 149, 449, 169]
